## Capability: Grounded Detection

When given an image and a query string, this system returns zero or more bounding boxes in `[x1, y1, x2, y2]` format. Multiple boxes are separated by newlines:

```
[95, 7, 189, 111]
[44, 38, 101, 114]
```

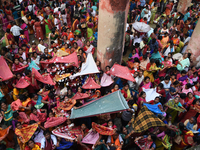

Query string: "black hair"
[19, 94, 27, 101]
[43, 129, 51, 136]
[164, 76, 170, 80]
[144, 76, 150, 81]
[25, 69, 31, 76]
[13, 111, 19, 119]
[181, 70, 187, 74]
[158, 83, 164, 89]
[150, 134, 157, 142]
[179, 93, 187, 99]
[139, 91, 146, 97]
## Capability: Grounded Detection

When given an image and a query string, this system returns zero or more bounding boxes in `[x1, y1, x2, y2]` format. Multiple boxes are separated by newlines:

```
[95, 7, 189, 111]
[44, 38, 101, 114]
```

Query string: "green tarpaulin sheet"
[70, 91, 129, 119]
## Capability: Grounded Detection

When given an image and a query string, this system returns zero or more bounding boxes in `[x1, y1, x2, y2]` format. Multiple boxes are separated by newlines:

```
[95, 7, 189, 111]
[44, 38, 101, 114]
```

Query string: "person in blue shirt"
[183, 8, 190, 22]
[148, 38, 159, 52]
[188, 25, 195, 37]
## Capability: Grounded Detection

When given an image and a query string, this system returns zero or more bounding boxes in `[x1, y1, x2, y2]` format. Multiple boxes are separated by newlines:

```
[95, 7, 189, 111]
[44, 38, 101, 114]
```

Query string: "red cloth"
[72, 92, 90, 100]
[44, 117, 67, 128]
[13, 65, 28, 73]
[109, 64, 135, 82]
[32, 68, 55, 85]
[15, 77, 30, 89]
[40, 52, 78, 67]
[156, 88, 166, 97]
[82, 77, 101, 89]
[0, 56, 13, 81]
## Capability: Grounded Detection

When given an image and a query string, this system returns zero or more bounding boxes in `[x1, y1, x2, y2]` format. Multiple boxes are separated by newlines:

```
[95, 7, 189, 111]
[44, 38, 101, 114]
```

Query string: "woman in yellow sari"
[144, 59, 160, 83]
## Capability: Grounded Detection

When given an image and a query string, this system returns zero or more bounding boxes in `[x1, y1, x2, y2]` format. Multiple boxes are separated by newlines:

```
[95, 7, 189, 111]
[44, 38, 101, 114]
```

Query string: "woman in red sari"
[34, 18, 44, 40]
[66, 7, 72, 28]
[12, 58, 24, 72]
[5, 6, 14, 21]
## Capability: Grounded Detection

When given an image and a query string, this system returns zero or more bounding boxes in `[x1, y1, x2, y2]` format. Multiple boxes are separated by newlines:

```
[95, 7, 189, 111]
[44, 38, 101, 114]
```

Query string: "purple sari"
[0, 13, 9, 32]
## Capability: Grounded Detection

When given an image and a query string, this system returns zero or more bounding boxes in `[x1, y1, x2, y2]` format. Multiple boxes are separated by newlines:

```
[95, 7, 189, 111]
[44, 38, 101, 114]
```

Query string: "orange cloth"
[0, 126, 11, 141]
[111, 135, 121, 150]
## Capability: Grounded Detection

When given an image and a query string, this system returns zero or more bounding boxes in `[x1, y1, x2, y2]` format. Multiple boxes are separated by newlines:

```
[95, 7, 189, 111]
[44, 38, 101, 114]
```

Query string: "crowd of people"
[0, 0, 199, 150]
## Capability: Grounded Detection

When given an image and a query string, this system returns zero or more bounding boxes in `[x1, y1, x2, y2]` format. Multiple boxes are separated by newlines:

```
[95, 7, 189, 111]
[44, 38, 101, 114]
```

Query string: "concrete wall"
[177, 0, 192, 14]
[186, 17, 200, 64]
[97, 0, 129, 71]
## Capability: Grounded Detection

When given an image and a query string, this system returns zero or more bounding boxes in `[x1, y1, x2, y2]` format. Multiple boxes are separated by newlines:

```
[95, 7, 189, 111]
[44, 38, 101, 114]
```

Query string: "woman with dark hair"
[135, 134, 157, 150]
[139, 76, 153, 92]
[137, 91, 146, 109]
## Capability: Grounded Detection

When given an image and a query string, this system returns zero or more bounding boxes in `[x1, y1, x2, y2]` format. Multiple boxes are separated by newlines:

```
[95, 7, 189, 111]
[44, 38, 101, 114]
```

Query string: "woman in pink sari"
[21, 20, 29, 42]
[137, 91, 147, 110]
[0, 12, 9, 32]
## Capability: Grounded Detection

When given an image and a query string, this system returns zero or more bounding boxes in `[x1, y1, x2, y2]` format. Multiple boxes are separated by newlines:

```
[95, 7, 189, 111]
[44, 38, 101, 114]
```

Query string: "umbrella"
[172, 53, 182, 60]
[132, 22, 151, 33]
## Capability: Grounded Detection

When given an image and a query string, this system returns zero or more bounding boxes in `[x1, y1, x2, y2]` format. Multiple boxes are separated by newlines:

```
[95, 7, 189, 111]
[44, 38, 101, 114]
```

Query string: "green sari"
[4, 104, 13, 126]
[165, 100, 185, 123]
[44, 19, 52, 38]
[87, 27, 95, 42]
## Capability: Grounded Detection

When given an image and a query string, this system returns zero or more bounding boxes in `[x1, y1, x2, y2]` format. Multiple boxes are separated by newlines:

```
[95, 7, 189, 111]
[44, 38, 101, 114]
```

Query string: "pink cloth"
[82, 131, 99, 145]
[19, 112, 30, 123]
[11, 99, 22, 111]
[100, 73, 114, 87]
[44, 117, 67, 128]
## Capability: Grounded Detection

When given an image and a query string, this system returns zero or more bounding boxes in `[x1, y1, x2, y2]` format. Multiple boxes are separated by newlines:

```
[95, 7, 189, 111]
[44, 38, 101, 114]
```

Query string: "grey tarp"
[70, 91, 129, 119]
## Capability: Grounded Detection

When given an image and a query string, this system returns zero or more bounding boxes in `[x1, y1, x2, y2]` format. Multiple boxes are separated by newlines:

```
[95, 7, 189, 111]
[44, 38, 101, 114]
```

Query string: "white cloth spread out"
[70, 53, 99, 79]
[143, 88, 160, 102]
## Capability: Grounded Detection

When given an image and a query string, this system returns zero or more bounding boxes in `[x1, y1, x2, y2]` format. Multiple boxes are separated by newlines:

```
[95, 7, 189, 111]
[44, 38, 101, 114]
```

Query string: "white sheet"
[143, 88, 160, 102]
[70, 53, 100, 79]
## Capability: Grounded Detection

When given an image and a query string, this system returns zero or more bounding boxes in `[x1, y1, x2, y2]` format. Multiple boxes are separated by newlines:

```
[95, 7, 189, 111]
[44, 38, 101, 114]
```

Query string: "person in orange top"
[60, 43, 71, 55]
[107, 131, 124, 150]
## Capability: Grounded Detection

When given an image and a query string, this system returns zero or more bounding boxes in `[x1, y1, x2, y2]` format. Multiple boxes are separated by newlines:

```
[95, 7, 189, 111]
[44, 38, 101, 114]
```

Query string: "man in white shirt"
[91, 8, 96, 17]
[10, 22, 22, 44]
[41, 130, 57, 150]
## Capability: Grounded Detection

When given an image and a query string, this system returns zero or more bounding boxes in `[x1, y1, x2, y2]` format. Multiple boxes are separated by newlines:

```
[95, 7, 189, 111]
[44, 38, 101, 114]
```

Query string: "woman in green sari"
[87, 21, 95, 42]
[150, 3, 158, 24]
[1, 102, 13, 126]
[165, 97, 186, 123]
[44, 15, 52, 38]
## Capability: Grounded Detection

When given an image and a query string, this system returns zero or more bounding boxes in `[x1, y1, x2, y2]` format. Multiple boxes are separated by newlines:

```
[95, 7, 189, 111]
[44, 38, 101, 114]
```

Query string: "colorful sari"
[0, 13, 9, 32]
[87, 23, 95, 42]
[21, 23, 29, 42]
[162, 135, 172, 150]
[4, 104, 13, 126]
[19, 34, 28, 48]
[144, 63, 160, 83]
[135, 138, 153, 150]
[15, 123, 38, 150]
[44, 19, 52, 38]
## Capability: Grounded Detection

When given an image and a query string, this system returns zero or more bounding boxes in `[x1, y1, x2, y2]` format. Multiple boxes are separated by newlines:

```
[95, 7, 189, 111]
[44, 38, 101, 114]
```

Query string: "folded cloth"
[0, 126, 11, 141]
[52, 125, 82, 140]
[92, 122, 115, 135]
[44, 117, 67, 128]
[82, 130, 99, 144]
[57, 99, 76, 111]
